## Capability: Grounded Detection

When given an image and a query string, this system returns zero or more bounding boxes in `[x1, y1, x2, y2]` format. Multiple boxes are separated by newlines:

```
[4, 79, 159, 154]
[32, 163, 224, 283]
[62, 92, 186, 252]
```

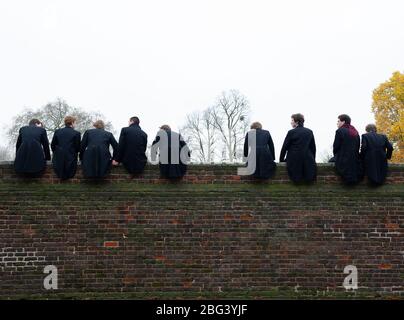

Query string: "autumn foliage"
[372, 71, 404, 163]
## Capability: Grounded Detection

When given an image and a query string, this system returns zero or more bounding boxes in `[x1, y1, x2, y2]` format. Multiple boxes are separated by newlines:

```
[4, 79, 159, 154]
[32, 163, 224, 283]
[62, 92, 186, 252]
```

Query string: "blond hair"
[250, 122, 262, 129]
[64, 116, 76, 127]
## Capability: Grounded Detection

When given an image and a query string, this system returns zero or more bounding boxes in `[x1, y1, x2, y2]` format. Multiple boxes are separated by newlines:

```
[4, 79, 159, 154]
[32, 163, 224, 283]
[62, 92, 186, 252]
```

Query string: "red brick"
[103, 241, 119, 248]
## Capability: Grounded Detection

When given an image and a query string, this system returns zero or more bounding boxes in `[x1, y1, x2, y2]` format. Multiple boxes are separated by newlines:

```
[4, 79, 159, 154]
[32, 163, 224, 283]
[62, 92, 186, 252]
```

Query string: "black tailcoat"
[14, 125, 51, 175]
[243, 128, 276, 179]
[80, 128, 118, 178]
[360, 132, 393, 185]
[280, 126, 317, 183]
[333, 127, 362, 184]
[151, 130, 190, 179]
[117, 124, 148, 174]
[51, 126, 81, 180]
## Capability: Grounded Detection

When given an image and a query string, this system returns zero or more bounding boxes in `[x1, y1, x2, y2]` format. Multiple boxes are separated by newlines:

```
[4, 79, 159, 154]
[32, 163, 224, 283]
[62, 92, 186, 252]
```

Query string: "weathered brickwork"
[0, 162, 403, 299]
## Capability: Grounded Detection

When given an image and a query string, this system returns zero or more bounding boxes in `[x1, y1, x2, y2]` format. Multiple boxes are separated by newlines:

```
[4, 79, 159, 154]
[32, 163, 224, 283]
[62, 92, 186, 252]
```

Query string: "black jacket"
[333, 127, 362, 184]
[360, 132, 393, 185]
[80, 128, 118, 178]
[151, 130, 190, 179]
[280, 126, 317, 183]
[117, 124, 148, 174]
[243, 128, 276, 179]
[51, 126, 81, 180]
[14, 125, 51, 174]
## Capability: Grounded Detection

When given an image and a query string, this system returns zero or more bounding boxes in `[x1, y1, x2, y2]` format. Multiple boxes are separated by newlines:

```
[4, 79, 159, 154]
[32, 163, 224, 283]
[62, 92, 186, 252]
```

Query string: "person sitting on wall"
[151, 125, 190, 179]
[115, 116, 148, 175]
[280, 113, 317, 183]
[243, 121, 276, 179]
[360, 124, 394, 185]
[80, 120, 118, 179]
[14, 118, 51, 176]
[51, 116, 81, 180]
[332, 114, 363, 184]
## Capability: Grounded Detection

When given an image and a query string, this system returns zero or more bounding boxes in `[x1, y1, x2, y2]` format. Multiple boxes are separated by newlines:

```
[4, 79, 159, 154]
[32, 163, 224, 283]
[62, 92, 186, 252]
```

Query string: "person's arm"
[359, 134, 367, 160]
[110, 133, 119, 161]
[279, 131, 291, 162]
[243, 133, 249, 158]
[16, 128, 22, 153]
[333, 130, 341, 156]
[80, 131, 88, 161]
[41, 129, 51, 161]
[180, 134, 191, 157]
[51, 131, 57, 153]
[150, 135, 160, 162]
[268, 132, 275, 161]
[385, 135, 394, 160]
[75, 132, 81, 155]
[310, 133, 316, 159]
[143, 133, 148, 153]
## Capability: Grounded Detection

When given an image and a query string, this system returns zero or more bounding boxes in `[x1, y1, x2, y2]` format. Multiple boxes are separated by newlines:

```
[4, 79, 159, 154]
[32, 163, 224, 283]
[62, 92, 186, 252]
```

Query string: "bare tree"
[211, 90, 251, 162]
[7, 98, 114, 147]
[180, 107, 217, 163]
[0, 145, 12, 161]
[319, 148, 334, 163]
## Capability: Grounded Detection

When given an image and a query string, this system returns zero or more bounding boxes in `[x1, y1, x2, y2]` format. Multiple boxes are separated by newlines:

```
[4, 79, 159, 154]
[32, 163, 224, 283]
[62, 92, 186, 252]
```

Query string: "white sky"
[0, 0, 403, 161]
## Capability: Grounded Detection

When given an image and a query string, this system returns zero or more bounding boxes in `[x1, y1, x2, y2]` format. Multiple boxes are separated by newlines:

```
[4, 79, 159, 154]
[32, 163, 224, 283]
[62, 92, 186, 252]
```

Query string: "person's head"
[129, 116, 140, 126]
[64, 116, 76, 128]
[93, 120, 105, 129]
[291, 113, 304, 128]
[337, 114, 351, 128]
[250, 122, 262, 130]
[365, 124, 377, 133]
[28, 119, 42, 127]
[159, 124, 171, 132]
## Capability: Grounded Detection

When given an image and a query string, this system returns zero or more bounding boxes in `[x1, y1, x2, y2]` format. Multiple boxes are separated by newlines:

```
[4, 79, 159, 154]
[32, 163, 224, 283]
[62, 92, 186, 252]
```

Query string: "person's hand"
[112, 160, 119, 166]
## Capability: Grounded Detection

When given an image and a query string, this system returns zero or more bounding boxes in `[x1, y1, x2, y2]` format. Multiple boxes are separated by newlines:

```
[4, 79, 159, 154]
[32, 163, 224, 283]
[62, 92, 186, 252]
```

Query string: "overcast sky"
[0, 0, 403, 161]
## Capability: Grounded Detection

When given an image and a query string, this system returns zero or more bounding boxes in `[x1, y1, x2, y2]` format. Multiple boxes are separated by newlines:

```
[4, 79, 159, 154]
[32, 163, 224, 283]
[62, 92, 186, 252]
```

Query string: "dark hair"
[160, 124, 171, 131]
[130, 116, 140, 125]
[291, 113, 304, 126]
[338, 114, 351, 125]
[93, 120, 105, 129]
[365, 124, 377, 133]
[64, 116, 76, 127]
[29, 119, 41, 126]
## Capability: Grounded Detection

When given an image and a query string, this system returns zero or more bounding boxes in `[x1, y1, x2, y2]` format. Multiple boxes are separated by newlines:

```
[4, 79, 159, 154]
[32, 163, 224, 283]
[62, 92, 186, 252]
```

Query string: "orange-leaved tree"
[371, 71, 404, 163]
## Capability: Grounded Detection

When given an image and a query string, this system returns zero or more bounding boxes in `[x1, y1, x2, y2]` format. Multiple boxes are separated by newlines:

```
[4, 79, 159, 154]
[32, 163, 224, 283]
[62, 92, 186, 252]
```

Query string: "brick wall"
[0, 162, 403, 299]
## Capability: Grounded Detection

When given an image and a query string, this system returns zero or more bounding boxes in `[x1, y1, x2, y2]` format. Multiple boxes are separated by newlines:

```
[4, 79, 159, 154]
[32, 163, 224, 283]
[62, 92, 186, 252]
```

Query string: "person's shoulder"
[19, 126, 29, 133]
[336, 127, 345, 134]
[379, 133, 389, 141]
